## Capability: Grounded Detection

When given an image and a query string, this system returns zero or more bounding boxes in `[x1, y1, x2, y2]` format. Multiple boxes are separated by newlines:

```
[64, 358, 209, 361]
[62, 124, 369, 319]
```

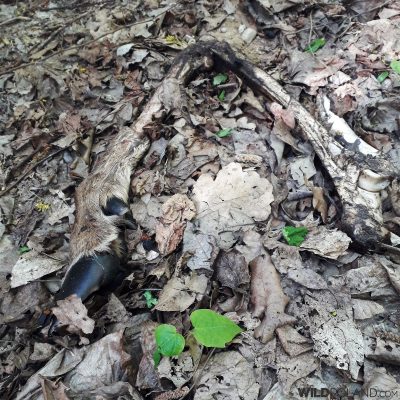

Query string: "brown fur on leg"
[68, 44, 215, 267]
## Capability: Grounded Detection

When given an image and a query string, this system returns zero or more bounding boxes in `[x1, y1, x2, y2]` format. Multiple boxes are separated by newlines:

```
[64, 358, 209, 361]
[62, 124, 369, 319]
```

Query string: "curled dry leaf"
[10, 249, 64, 288]
[65, 331, 131, 394]
[352, 299, 385, 320]
[367, 337, 400, 365]
[16, 348, 84, 400]
[312, 318, 364, 379]
[345, 255, 397, 298]
[250, 253, 296, 343]
[194, 351, 259, 400]
[276, 349, 319, 394]
[300, 226, 351, 259]
[182, 222, 219, 271]
[276, 325, 313, 357]
[312, 187, 328, 223]
[52, 295, 95, 335]
[155, 273, 208, 312]
[136, 321, 160, 390]
[215, 249, 250, 290]
[155, 194, 196, 255]
[192, 162, 274, 249]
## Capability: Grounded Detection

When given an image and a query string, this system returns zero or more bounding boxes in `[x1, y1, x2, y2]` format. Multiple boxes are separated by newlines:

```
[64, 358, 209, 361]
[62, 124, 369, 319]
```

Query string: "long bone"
[207, 41, 397, 248]
[53, 41, 396, 315]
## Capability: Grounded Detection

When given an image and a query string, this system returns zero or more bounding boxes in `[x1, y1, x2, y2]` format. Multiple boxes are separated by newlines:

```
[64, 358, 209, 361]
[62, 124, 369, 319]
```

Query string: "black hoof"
[103, 197, 129, 216]
[55, 254, 122, 302]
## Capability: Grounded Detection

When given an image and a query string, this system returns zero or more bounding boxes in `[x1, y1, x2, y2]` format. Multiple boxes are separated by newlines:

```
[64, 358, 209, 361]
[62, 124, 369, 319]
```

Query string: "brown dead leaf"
[155, 194, 196, 255]
[155, 273, 208, 312]
[192, 162, 274, 249]
[312, 187, 328, 223]
[250, 253, 296, 343]
[52, 295, 95, 335]
[16, 348, 84, 400]
[40, 378, 70, 400]
[136, 321, 160, 390]
[215, 249, 250, 290]
[276, 326, 313, 357]
[300, 226, 351, 259]
[276, 348, 319, 394]
[65, 331, 131, 394]
[194, 351, 259, 400]
[10, 248, 64, 288]
[270, 102, 295, 129]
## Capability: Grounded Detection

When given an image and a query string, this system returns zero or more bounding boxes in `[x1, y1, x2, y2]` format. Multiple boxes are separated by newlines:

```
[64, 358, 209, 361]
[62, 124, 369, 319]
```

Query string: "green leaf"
[218, 90, 225, 101]
[143, 290, 158, 308]
[155, 324, 185, 357]
[282, 226, 308, 247]
[153, 349, 162, 367]
[216, 128, 232, 138]
[190, 309, 242, 348]
[377, 71, 389, 83]
[305, 38, 326, 53]
[18, 245, 31, 255]
[213, 73, 228, 86]
[390, 60, 400, 74]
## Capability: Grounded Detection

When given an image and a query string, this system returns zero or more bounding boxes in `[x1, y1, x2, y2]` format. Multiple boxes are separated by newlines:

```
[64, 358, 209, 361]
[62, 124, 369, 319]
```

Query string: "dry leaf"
[52, 295, 95, 335]
[155, 194, 196, 255]
[11, 249, 64, 288]
[65, 331, 131, 394]
[156, 273, 208, 312]
[300, 226, 351, 259]
[194, 351, 259, 400]
[192, 162, 274, 249]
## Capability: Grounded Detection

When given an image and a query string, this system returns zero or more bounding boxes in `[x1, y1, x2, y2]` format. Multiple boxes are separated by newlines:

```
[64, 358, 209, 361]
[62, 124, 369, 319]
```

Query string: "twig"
[0, 146, 67, 197]
[0, 16, 31, 27]
[0, 5, 175, 76]
[29, 11, 91, 55]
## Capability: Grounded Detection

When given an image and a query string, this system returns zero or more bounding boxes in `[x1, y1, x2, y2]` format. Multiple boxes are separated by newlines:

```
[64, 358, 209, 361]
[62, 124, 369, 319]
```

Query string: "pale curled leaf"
[11, 250, 64, 288]
[193, 351, 259, 400]
[52, 295, 95, 335]
[155, 194, 196, 255]
[300, 226, 351, 259]
[192, 162, 274, 249]
[65, 331, 131, 393]
[156, 273, 208, 312]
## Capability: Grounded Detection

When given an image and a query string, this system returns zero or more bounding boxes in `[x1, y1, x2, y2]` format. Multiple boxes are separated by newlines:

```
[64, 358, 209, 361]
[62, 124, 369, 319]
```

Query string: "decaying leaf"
[137, 321, 160, 390]
[16, 348, 84, 400]
[192, 162, 274, 249]
[250, 253, 296, 343]
[10, 249, 65, 288]
[155, 194, 196, 255]
[276, 348, 319, 394]
[194, 351, 260, 400]
[215, 249, 250, 289]
[52, 295, 95, 335]
[352, 299, 385, 320]
[345, 255, 397, 298]
[155, 273, 208, 312]
[182, 222, 219, 271]
[276, 326, 313, 357]
[312, 318, 364, 379]
[65, 331, 131, 394]
[300, 226, 351, 259]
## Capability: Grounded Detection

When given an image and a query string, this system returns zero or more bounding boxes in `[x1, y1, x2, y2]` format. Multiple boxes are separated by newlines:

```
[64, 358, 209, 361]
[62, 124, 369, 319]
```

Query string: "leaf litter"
[1, 0, 400, 399]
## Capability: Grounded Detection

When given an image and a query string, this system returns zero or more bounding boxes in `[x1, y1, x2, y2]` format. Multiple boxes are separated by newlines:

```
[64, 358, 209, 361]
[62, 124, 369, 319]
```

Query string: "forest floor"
[1, 0, 400, 399]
